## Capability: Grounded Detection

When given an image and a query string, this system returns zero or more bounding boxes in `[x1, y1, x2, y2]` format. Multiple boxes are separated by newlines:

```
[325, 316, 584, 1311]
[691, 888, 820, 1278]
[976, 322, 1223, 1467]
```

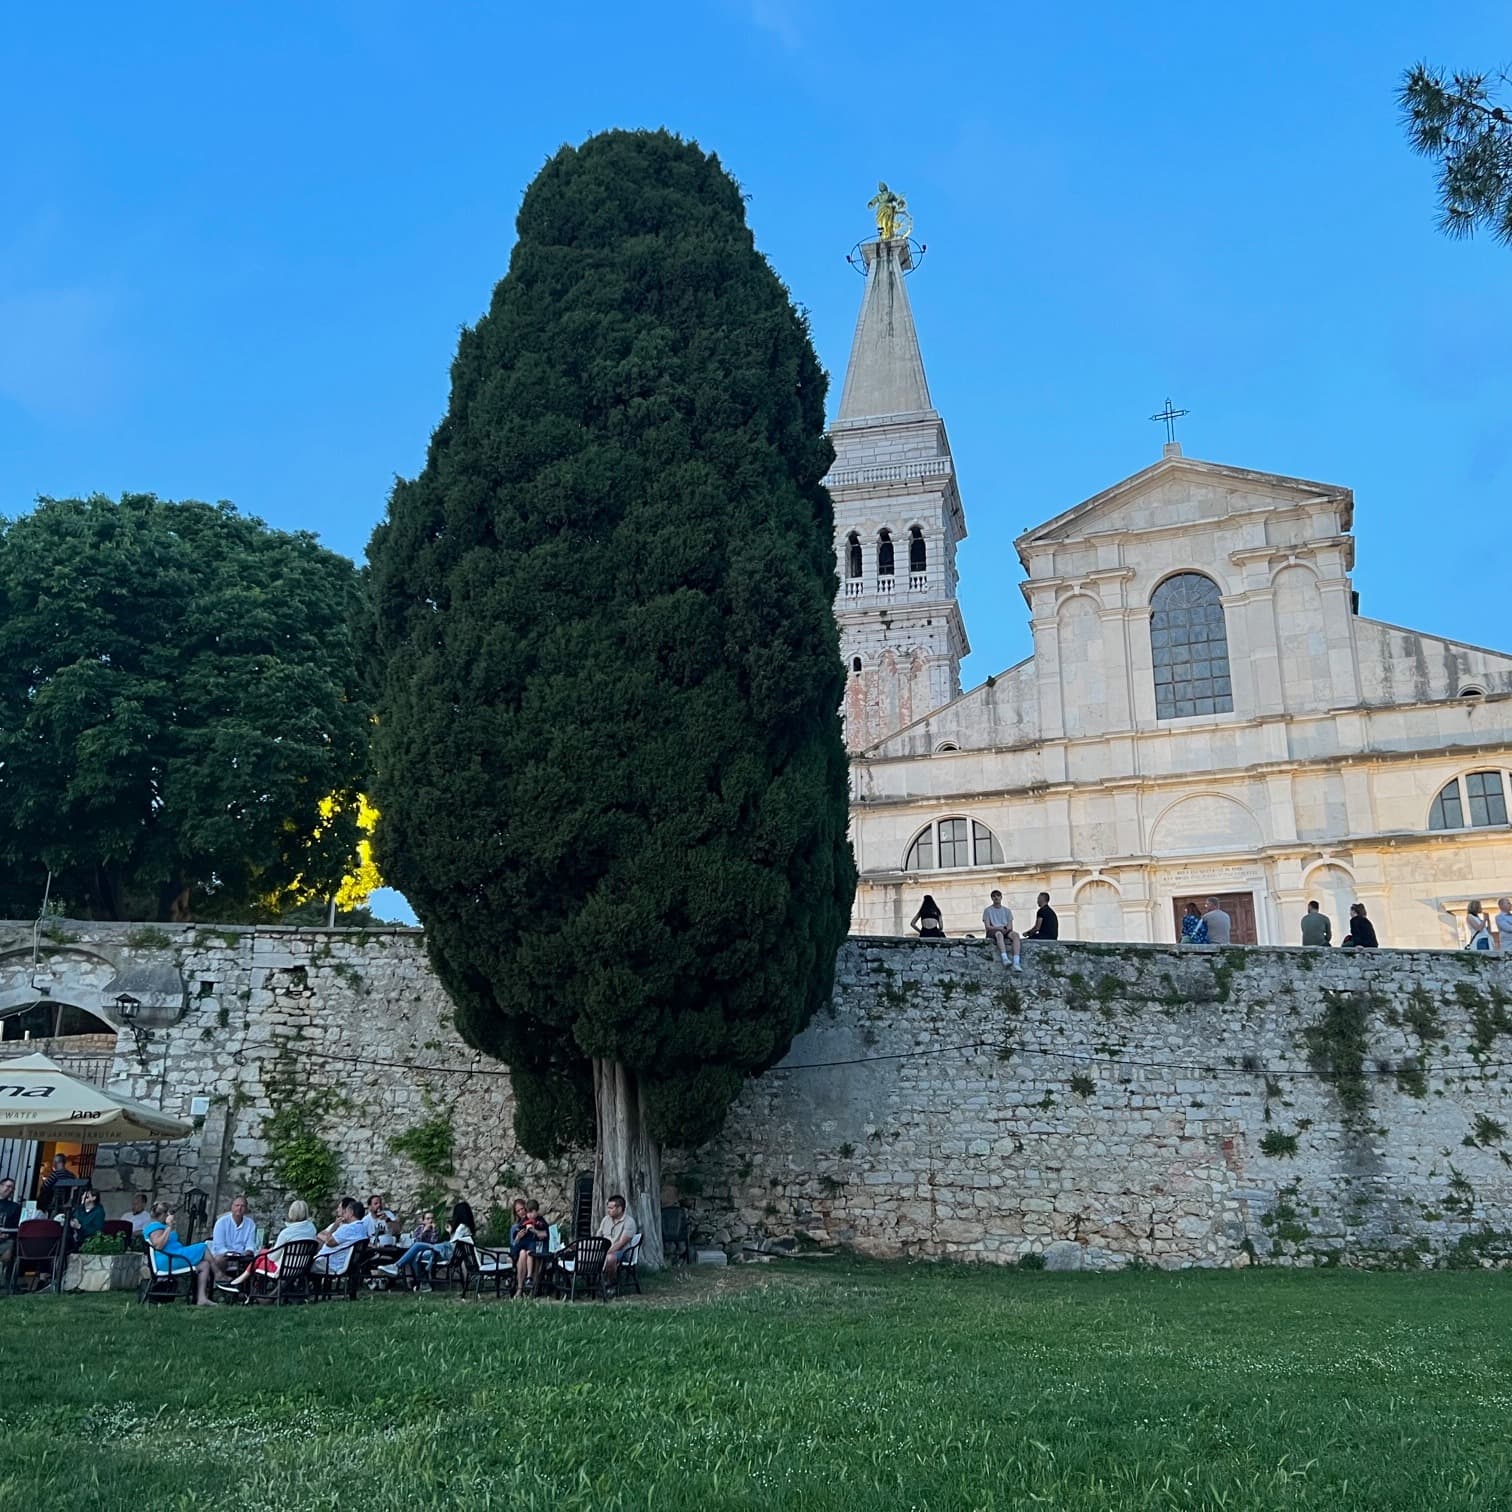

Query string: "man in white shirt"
[1201, 898, 1232, 947]
[982, 890, 1021, 971]
[597, 1193, 639, 1292]
[314, 1197, 370, 1275]
[126, 1191, 152, 1237]
[209, 1193, 257, 1280]
[364, 1193, 397, 1243]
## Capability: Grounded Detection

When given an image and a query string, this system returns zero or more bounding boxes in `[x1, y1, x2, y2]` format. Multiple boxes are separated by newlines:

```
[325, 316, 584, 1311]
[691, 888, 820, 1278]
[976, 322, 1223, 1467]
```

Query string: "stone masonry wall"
[6, 921, 1512, 1269]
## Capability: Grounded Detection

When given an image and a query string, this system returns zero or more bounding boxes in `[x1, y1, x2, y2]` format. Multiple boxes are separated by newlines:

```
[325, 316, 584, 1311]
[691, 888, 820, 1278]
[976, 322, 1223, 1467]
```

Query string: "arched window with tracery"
[904, 817, 1005, 871]
[908, 526, 927, 575]
[877, 529, 894, 578]
[1430, 771, 1508, 830]
[1150, 572, 1233, 719]
[845, 531, 862, 580]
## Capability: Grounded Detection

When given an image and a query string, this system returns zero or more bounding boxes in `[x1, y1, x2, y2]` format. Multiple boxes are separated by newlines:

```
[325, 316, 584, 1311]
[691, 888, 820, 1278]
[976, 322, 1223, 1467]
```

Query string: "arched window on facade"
[0, 1002, 117, 1043]
[1150, 572, 1233, 720]
[845, 531, 863, 580]
[851, 656, 863, 674]
[1430, 771, 1509, 830]
[877, 529, 895, 578]
[908, 526, 927, 575]
[904, 818, 1005, 871]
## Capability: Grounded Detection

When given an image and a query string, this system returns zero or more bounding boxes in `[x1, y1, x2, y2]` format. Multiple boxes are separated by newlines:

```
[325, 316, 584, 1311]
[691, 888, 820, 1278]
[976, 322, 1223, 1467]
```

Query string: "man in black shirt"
[1025, 892, 1059, 941]
[0, 1175, 20, 1273]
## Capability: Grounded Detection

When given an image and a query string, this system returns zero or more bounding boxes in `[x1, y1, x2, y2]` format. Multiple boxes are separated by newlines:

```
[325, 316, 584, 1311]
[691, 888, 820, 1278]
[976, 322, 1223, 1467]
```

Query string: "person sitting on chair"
[221, 1200, 319, 1291]
[141, 1201, 214, 1305]
[313, 1197, 370, 1278]
[376, 1201, 474, 1292]
[126, 1191, 152, 1239]
[364, 1193, 398, 1243]
[68, 1188, 105, 1251]
[514, 1200, 551, 1299]
[0, 1176, 20, 1273]
[209, 1194, 257, 1281]
[597, 1194, 639, 1293]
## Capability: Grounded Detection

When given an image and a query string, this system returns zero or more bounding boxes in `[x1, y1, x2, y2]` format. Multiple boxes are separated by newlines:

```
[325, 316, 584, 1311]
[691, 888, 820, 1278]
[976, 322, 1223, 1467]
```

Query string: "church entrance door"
[1172, 892, 1257, 944]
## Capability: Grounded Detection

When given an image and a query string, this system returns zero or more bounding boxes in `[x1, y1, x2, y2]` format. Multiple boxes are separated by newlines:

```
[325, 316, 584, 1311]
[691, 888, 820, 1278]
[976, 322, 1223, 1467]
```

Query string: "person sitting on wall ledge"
[1300, 900, 1332, 948]
[1025, 893, 1058, 942]
[982, 891, 1021, 971]
[909, 894, 945, 939]
[1180, 901, 1208, 945]
[1341, 903, 1378, 949]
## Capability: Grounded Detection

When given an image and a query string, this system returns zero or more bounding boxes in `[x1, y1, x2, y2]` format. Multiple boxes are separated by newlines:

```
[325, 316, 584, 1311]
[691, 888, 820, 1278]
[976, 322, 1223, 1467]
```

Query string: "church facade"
[826, 235, 1512, 948]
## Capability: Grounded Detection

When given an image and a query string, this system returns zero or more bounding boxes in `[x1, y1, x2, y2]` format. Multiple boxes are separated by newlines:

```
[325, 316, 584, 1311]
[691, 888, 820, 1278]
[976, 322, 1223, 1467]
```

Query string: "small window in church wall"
[1151, 572, 1233, 719]
[851, 656, 863, 674]
[908, 526, 927, 574]
[877, 530, 895, 577]
[845, 532, 862, 579]
[904, 817, 1005, 871]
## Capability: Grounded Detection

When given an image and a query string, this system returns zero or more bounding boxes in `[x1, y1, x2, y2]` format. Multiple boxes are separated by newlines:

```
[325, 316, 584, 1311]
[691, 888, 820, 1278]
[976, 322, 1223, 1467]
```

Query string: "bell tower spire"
[827, 191, 969, 752]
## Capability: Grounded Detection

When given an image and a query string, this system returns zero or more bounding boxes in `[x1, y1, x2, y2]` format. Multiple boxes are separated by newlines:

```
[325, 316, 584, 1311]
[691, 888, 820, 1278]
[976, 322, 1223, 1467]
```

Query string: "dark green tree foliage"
[368, 129, 855, 1155]
[1401, 64, 1512, 243]
[0, 495, 369, 920]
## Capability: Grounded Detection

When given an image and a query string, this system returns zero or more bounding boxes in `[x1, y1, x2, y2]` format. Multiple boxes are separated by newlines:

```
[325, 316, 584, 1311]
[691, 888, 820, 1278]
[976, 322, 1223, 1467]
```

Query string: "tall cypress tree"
[367, 129, 856, 1261]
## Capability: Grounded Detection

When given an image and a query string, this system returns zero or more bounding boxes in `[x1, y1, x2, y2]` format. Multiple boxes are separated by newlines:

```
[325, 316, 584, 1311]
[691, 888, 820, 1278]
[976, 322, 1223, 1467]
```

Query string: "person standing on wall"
[1466, 901, 1492, 952]
[1201, 898, 1232, 946]
[1341, 902, 1378, 949]
[1300, 900, 1331, 947]
[982, 891, 1021, 971]
[909, 895, 946, 938]
[1024, 893, 1058, 942]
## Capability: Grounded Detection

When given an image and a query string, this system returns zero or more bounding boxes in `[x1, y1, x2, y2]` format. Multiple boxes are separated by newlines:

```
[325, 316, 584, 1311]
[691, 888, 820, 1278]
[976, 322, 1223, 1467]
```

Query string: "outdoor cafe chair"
[553, 1235, 611, 1302]
[454, 1237, 513, 1299]
[661, 1204, 693, 1265]
[311, 1237, 369, 1301]
[218, 1239, 320, 1306]
[10, 1219, 64, 1294]
[138, 1245, 196, 1305]
[616, 1233, 643, 1296]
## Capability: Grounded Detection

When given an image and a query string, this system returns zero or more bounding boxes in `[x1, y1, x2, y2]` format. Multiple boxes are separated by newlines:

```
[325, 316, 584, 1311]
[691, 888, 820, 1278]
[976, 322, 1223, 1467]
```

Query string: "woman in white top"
[223, 1199, 319, 1288]
[1466, 901, 1493, 952]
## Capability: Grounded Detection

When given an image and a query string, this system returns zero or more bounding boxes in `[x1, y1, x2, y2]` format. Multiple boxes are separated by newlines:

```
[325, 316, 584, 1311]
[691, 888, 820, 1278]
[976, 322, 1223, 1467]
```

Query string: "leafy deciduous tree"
[367, 129, 856, 1263]
[0, 494, 370, 921]
[1401, 63, 1512, 243]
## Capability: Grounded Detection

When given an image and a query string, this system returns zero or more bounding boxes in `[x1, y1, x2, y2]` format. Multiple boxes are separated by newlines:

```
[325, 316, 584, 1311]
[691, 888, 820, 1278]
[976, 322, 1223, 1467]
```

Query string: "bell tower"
[826, 197, 969, 752]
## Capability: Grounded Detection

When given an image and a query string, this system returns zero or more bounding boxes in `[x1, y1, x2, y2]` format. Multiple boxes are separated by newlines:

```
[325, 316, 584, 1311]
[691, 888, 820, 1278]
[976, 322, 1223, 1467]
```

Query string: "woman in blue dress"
[141, 1201, 214, 1304]
[1180, 901, 1208, 945]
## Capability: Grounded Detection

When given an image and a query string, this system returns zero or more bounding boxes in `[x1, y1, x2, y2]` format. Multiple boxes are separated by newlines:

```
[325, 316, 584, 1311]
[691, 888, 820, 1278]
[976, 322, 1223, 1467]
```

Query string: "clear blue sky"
[4, 3, 1508, 919]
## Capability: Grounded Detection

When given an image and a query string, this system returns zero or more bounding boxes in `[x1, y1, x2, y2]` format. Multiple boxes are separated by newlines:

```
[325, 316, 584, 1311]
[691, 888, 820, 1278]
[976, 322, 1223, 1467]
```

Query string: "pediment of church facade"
[1015, 455, 1354, 570]
[864, 657, 1038, 759]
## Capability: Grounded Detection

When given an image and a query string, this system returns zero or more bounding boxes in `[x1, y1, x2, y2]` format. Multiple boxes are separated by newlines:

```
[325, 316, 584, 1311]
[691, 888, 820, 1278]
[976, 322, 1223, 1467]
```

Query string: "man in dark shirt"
[1025, 893, 1059, 941]
[0, 1175, 20, 1273]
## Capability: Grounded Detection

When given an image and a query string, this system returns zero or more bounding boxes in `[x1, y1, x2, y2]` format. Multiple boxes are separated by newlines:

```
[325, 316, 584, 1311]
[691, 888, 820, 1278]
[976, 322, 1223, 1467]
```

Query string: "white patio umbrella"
[0, 1052, 191, 1143]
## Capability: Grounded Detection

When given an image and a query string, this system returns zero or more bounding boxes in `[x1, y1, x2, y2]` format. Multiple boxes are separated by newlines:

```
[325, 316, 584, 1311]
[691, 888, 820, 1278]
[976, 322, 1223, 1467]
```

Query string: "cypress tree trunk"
[592, 1057, 665, 1270]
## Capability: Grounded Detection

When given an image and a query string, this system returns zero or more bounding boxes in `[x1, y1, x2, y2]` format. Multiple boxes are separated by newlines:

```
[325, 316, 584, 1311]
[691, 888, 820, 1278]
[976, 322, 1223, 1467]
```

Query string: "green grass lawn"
[3, 1261, 1511, 1511]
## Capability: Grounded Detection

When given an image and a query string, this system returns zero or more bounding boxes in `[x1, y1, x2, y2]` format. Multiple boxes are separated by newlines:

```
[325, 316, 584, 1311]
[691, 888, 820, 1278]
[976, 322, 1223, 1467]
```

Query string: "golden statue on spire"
[868, 181, 912, 241]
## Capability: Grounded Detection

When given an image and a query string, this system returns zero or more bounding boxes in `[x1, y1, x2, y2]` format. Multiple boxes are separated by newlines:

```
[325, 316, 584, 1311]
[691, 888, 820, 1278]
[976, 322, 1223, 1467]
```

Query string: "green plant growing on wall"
[1472, 1113, 1507, 1147]
[1444, 1165, 1476, 1218]
[388, 1112, 456, 1177]
[262, 1101, 343, 1213]
[1457, 982, 1512, 1060]
[1259, 1129, 1300, 1158]
[1069, 1072, 1095, 1098]
[1302, 989, 1372, 1120]
[127, 926, 173, 950]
